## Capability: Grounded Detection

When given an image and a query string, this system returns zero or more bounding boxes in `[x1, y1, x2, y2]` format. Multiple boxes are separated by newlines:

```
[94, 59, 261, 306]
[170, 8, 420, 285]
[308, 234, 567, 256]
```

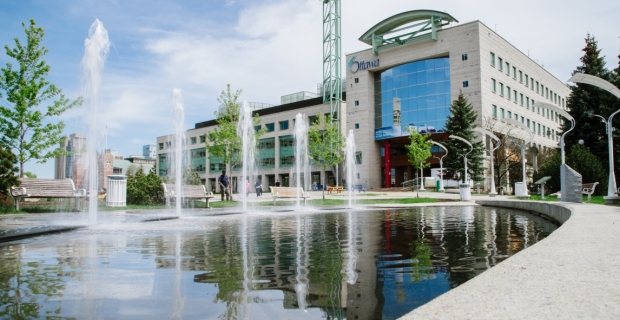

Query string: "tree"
[126, 167, 165, 205]
[0, 146, 19, 208]
[404, 127, 432, 197]
[0, 19, 82, 177]
[206, 85, 264, 173]
[308, 113, 344, 199]
[443, 92, 484, 183]
[23, 171, 36, 178]
[562, 34, 619, 179]
[183, 166, 201, 185]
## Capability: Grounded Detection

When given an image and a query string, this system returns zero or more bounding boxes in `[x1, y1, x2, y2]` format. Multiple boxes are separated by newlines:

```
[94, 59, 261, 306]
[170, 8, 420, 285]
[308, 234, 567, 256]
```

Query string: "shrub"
[126, 167, 165, 205]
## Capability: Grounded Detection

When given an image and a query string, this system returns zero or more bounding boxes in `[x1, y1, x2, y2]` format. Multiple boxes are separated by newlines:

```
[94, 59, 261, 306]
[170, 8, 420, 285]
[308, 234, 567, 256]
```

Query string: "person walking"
[255, 179, 262, 196]
[245, 178, 251, 197]
[218, 170, 230, 201]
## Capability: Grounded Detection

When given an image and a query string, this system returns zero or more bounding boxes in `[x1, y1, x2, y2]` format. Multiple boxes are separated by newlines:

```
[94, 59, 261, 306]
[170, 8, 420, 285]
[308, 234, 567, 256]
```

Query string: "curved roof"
[359, 9, 458, 45]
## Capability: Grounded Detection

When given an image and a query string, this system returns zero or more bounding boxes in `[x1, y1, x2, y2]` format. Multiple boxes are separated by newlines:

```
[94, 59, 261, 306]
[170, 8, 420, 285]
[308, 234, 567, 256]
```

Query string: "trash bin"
[106, 175, 127, 207]
[459, 183, 471, 201]
[436, 180, 441, 191]
[514, 182, 526, 197]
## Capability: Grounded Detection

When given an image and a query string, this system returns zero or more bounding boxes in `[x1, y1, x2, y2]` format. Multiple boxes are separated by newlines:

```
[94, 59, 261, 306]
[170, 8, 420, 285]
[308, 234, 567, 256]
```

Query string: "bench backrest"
[15, 178, 79, 198]
[269, 186, 307, 197]
[162, 184, 207, 197]
[582, 182, 599, 192]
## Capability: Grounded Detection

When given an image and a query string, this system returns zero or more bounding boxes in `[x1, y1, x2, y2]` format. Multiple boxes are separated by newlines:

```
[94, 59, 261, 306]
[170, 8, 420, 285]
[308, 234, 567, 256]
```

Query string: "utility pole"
[322, 0, 342, 186]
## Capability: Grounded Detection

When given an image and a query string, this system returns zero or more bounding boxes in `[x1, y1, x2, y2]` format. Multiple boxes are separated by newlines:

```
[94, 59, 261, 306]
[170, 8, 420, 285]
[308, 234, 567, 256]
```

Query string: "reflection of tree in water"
[0, 247, 71, 319]
[409, 239, 432, 283]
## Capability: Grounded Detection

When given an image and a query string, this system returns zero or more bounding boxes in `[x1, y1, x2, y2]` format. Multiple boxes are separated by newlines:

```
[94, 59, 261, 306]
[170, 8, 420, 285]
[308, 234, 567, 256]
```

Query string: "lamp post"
[569, 73, 620, 200]
[449, 135, 473, 182]
[431, 141, 448, 192]
[534, 101, 575, 202]
[419, 162, 425, 191]
[502, 118, 534, 197]
[473, 128, 501, 196]
[449, 135, 473, 201]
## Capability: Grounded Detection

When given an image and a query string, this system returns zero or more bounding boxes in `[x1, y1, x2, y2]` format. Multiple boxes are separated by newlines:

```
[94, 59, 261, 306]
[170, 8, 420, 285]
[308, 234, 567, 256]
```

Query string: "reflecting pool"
[0, 206, 557, 319]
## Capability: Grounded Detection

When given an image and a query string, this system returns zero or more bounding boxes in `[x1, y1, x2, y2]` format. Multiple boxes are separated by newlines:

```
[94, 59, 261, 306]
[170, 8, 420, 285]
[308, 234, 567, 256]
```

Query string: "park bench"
[582, 182, 599, 203]
[162, 183, 215, 208]
[327, 186, 344, 193]
[9, 178, 87, 211]
[269, 186, 310, 205]
[353, 185, 366, 192]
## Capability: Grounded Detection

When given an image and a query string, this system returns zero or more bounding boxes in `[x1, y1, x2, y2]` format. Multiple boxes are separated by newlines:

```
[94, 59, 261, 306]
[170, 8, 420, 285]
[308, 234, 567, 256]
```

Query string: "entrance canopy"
[359, 10, 458, 55]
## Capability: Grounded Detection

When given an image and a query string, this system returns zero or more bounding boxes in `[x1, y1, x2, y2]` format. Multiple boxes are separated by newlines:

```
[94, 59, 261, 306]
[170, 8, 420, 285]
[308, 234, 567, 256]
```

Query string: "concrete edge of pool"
[399, 200, 620, 320]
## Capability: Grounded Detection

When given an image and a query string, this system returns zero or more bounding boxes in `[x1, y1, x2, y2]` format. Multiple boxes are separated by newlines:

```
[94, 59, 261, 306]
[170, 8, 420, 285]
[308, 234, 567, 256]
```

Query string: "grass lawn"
[520, 194, 605, 204]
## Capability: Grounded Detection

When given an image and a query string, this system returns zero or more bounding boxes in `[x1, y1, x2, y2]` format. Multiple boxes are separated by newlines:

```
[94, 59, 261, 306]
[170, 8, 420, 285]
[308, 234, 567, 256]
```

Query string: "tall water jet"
[293, 113, 310, 207]
[345, 210, 358, 285]
[170, 88, 185, 217]
[237, 101, 256, 212]
[295, 215, 308, 310]
[81, 19, 110, 225]
[344, 129, 357, 208]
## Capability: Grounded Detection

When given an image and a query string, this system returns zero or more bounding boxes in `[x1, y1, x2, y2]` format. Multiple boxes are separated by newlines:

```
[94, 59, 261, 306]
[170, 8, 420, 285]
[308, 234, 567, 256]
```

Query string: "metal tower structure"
[322, 0, 342, 124]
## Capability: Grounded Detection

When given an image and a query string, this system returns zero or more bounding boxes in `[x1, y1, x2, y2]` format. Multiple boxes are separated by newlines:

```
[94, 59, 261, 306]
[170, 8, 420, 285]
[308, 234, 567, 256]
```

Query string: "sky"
[0, 0, 618, 178]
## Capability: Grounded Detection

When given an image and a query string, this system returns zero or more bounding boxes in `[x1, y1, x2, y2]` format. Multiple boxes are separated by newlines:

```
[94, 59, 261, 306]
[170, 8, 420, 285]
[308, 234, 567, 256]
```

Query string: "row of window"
[491, 78, 563, 124]
[492, 105, 559, 141]
[490, 52, 566, 109]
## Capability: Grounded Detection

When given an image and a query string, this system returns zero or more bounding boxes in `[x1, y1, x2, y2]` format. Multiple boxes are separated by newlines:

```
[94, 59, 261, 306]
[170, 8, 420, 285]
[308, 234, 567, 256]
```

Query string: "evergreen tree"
[562, 34, 617, 176]
[443, 92, 484, 183]
[0, 146, 20, 208]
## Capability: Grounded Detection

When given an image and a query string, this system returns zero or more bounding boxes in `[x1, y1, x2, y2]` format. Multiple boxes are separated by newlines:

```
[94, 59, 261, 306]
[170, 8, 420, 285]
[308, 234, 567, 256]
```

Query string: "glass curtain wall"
[374, 57, 451, 139]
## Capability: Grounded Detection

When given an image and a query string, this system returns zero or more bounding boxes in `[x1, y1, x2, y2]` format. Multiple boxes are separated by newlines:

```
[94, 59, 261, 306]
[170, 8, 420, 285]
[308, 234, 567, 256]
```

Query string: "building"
[156, 10, 569, 191]
[54, 133, 87, 182]
[143, 144, 157, 159]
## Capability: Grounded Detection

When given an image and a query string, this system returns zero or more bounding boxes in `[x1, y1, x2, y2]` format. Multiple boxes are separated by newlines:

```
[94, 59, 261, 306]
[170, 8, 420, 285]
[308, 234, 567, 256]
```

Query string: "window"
[354, 77, 359, 83]
[513, 90, 517, 103]
[254, 125, 261, 132]
[490, 52, 495, 66]
[507, 86, 511, 99]
[514, 113, 518, 120]
[546, 88, 549, 99]
[532, 99, 535, 109]
[463, 81, 469, 88]
[355, 123, 359, 129]
[532, 121, 536, 131]
[536, 81, 540, 93]
[527, 119, 530, 128]
[355, 100, 360, 106]
[190, 137, 196, 144]
[513, 66, 517, 79]
[492, 78, 497, 92]
[519, 71, 523, 82]
[199, 135, 205, 143]
[520, 93, 524, 106]
[500, 108, 505, 119]
[526, 97, 530, 109]
[508, 111, 512, 118]
[266, 123, 275, 132]
[279, 120, 289, 130]
[158, 143, 164, 150]
[166, 141, 171, 148]
[493, 105, 498, 118]
[500, 83, 504, 96]
[521, 116, 524, 123]
[538, 123, 541, 135]
[530, 78, 534, 90]
[498, 57, 503, 71]
[525, 74, 529, 86]
[506, 62, 510, 75]
[355, 151, 362, 164]
[462, 54, 468, 61]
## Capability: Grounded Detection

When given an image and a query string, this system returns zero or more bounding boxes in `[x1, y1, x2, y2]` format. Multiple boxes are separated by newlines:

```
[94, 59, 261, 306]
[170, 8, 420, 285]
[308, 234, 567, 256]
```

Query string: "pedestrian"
[275, 180, 281, 187]
[312, 181, 317, 191]
[246, 178, 251, 197]
[218, 170, 230, 201]
[255, 179, 262, 196]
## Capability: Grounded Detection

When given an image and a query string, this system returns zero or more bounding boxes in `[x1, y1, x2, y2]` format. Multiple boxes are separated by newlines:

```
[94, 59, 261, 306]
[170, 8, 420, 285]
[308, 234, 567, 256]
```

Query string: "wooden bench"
[269, 186, 310, 205]
[327, 186, 344, 193]
[162, 184, 215, 208]
[582, 182, 598, 203]
[9, 178, 87, 211]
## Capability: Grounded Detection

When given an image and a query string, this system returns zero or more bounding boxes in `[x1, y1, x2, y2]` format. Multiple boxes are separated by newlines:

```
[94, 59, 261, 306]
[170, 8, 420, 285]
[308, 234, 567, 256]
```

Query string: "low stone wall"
[475, 200, 572, 224]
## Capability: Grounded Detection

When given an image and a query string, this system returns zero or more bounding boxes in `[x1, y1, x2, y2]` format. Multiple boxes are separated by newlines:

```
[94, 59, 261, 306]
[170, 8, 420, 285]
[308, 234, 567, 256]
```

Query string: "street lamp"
[473, 127, 501, 196]
[569, 73, 620, 201]
[502, 118, 534, 197]
[431, 141, 448, 192]
[449, 135, 473, 201]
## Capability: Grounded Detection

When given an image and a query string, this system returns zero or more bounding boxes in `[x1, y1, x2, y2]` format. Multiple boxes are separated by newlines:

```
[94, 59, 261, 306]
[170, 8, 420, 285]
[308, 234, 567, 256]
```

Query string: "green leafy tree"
[206, 85, 265, 175]
[0, 19, 82, 177]
[0, 146, 19, 209]
[308, 113, 344, 199]
[405, 127, 432, 197]
[443, 92, 484, 183]
[183, 166, 202, 185]
[23, 171, 36, 178]
[563, 34, 619, 178]
[126, 167, 165, 205]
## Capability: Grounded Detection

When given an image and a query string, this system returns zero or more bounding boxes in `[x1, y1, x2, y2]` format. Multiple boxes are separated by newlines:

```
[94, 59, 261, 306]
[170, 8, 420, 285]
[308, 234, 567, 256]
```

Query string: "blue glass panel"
[435, 82, 444, 94]
[426, 97, 435, 109]
[416, 71, 426, 84]
[444, 68, 450, 81]
[425, 59, 435, 70]
[408, 73, 417, 86]
[425, 83, 434, 95]
[381, 68, 392, 80]
[383, 78, 394, 91]
[443, 81, 451, 93]
[435, 69, 445, 81]
[426, 70, 435, 82]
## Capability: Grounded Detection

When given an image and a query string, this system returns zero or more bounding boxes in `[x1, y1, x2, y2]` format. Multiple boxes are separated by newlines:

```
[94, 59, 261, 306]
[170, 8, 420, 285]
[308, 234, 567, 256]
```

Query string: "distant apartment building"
[54, 133, 87, 182]
[143, 144, 157, 159]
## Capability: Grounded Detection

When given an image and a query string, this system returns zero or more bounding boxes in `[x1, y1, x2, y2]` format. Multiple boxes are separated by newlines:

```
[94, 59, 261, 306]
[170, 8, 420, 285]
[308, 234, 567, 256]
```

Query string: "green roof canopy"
[359, 10, 458, 55]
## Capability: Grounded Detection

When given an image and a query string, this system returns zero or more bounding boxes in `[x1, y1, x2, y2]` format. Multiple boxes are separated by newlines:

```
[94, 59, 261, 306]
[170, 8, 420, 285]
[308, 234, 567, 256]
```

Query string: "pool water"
[0, 206, 557, 319]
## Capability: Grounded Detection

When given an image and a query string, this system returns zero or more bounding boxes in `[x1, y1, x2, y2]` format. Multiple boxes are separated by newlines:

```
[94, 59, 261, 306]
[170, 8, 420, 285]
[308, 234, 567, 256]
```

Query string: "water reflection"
[0, 206, 557, 319]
